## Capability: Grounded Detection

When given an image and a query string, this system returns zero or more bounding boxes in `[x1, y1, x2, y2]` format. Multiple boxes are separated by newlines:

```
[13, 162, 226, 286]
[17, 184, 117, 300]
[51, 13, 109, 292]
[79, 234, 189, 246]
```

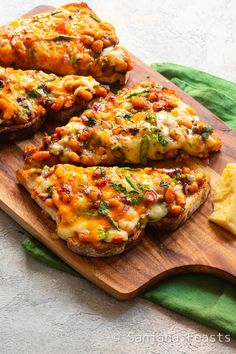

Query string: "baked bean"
[131, 96, 150, 110]
[78, 130, 92, 141]
[169, 205, 182, 216]
[188, 182, 199, 193]
[80, 34, 94, 46]
[44, 198, 54, 208]
[195, 171, 206, 185]
[109, 198, 124, 210]
[68, 139, 81, 152]
[182, 166, 191, 174]
[165, 187, 176, 204]
[76, 89, 93, 101]
[89, 188, 101, 201]
[103, 38, 111, 47]
[32, 151, 51, 161]
[116, 62, 128, 72]
[69, 154, 80, 164]
[148, 92, 158, 102]
[92, 39, 103, 53]
[175, 191, 186, 206]
[95, 85, 107, 97]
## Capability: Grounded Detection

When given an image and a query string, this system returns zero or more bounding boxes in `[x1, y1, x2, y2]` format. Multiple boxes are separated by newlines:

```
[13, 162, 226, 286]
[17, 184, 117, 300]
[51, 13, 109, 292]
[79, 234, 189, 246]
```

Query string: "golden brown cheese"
[0, 66, 107, 127]
[25, 81, 221, 168]
[0, 3, 133, 84]
[16, 164, 208, 246]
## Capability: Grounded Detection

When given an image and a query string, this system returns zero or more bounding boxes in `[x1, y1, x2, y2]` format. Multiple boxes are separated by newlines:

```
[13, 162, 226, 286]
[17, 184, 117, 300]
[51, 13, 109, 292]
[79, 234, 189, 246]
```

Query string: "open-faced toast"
[16, 165, 210, 257]
[24, 80, 221, 168]
[0, 66, 107, 142]
[0, 3, 133, 84]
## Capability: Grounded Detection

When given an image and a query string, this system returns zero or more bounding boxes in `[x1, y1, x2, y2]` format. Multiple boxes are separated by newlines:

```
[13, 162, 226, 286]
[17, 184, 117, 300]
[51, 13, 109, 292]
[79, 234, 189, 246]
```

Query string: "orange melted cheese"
[0, 66, 106, 126]
[16, 164, 208, 246]
[25, 81, 221, 168]
[0, 3, 133, 84]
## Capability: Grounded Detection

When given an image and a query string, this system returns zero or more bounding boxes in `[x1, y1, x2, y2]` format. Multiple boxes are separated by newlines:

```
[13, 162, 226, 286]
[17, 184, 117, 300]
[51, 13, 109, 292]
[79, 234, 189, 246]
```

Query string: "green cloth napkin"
[22, 63, 236, 338]
[151, 63, 236, 130]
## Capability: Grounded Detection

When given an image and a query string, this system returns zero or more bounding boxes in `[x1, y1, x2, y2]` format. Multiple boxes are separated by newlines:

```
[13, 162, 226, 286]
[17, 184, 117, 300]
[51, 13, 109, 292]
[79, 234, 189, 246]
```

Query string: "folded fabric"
[151, 63, 236, 130]
[22, 63, 236, 338]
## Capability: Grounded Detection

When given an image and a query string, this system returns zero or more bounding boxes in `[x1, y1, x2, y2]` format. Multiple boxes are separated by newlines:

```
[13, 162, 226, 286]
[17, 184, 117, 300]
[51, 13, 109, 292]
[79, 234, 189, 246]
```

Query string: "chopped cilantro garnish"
[111, 143, 123, 151]
[100, 168, 106, 177]
[147, 112, 157, 125]
[70, 55, 78, 64]
[98, 227, 107, 240]
[151, 132, 168, 146]
[27, 88, 44, 99]
[97, 200, 120, 230]
[47, 186, 53, 196]
[160, 181, 169, 188]
[87, 117, 97, 126]
[51, 10, 62, 16]
[201, 125, 213, 139]
[116, 111, 132, 120]
[98, 200, 109, 216]
[126, 89, 150, 99]
[20, 100, 29, 108]
[125, 175, 139, 193]
[108, 216, 120, 230]
[138, 183, 150, 191]
[89, 13, 101, 22]
[140, 135, 150, 164]
[127, 196, 142, 205]
[49, 35, 77, 42]
[121, 167, 142, 171]
[111, 182, 128, 194]
[84, 210, 98, 216]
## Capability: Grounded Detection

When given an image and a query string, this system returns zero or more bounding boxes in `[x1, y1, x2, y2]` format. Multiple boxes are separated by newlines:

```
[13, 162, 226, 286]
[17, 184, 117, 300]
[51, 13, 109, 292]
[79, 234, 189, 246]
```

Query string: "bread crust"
[0, 115, 46, 142]
[0, 104, 82, 142]
[67, 228, 144, 257]
[149, 175, 211, 231]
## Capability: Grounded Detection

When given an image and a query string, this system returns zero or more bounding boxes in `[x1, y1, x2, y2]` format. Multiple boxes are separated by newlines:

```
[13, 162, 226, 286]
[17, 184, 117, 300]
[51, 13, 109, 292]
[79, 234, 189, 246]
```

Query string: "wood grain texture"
[0, 5, 236, 300]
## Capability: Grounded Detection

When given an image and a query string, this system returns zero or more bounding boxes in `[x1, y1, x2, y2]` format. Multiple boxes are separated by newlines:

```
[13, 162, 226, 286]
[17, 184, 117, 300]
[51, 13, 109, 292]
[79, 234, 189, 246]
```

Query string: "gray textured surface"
[0, 1, 236, 353]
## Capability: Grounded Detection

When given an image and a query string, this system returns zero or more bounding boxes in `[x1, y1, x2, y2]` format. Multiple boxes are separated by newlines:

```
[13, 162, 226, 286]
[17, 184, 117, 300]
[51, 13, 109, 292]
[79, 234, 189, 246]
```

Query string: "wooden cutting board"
[1, 5, 236, 300]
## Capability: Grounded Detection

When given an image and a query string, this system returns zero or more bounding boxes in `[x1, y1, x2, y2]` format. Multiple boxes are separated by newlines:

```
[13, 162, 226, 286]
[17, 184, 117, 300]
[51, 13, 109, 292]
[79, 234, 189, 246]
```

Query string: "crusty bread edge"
[67, 228, 144, 257]
[0, 115, 46, 143]
[149, 175, 211, 232]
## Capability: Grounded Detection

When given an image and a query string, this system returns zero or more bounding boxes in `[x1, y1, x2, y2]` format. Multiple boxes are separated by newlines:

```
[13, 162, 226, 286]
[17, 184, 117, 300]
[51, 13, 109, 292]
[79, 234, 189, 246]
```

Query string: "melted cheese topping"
[16, 164, 208, 246]
[0, 66, 105, 126]
[0, 3, 133, 83]
[209, 163, 236, 235]
[25, 81, 221, 168]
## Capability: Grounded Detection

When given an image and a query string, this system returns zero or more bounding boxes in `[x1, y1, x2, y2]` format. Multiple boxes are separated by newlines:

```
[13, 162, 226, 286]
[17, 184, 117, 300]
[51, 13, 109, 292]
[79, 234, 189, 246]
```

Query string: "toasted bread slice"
[16, 165, 210, 257]
[24, 80, 221, 169]
[0, 3, 133, 83]
[0, 66, 107, 142]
